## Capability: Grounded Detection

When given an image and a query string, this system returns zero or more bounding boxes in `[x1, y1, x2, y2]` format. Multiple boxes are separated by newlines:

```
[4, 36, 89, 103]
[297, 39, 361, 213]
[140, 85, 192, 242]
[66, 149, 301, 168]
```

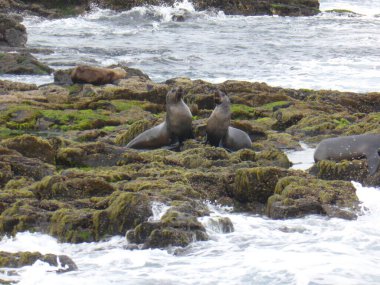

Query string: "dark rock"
[0, 13, 27, 47]
[0, 52, 52, 75]
[205, 216, 234, 233]
[0, 251, 77, 273]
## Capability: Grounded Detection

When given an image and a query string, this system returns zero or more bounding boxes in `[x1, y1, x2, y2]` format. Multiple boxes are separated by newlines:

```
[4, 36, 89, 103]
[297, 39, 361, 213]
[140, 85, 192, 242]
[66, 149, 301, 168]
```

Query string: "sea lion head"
[214, 90, 230, 106]
[166, 86, 184, 104]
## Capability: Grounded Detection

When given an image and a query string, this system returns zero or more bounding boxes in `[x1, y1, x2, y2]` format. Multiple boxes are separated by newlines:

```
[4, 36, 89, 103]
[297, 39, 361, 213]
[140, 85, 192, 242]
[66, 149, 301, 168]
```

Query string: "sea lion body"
[314, 134, 380, 175]
[165, 87, 193, 144]
[206, 90, 231, 146]
[206, 90, 251, 151]
[222, 126, 252, 151]
[71, 65, 127, 85]
[126, 87, 192, 149]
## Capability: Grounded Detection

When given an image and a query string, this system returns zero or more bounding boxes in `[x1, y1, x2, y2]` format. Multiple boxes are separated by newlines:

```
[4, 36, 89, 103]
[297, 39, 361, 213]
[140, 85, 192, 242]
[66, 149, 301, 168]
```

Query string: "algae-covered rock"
[267, 176, 360, 219]
[2, 135, 55, 164]
[309, 160, 368, 183]
[0, 251, 77, 273]
[115, 119, 155, 145]
[233, 167, 292, 203]
[56, 142, 125, 167]
[0, 13, 27, 47]
[0, 52, 52, 75]
[256, 148, 292, 168]
[127, 209, 208, 249]
[204, 216, 234, 233]
[0, 154, 55, 181]
[32, 174, 115, 200]
[0, 200, 51, 235]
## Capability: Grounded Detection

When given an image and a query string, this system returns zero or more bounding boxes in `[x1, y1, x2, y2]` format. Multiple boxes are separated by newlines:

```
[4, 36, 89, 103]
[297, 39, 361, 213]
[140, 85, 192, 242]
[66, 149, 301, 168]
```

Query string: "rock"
[97, 0, 319, 16]
[0, 80, 37, 94]
[56, 142, 126, 167]
[32, 173, 115, 200]
[0, 52, 52, 75]
[0, 154, 55, 181]
[127, 209, 208, 249]
[233, 166, 292, 203]
[0, 13, 27, 47]
[205, 216, 234, 233]
[0, 251, 77, 273]
[267, 176, 360, 219]
[1, 134, 55, 164]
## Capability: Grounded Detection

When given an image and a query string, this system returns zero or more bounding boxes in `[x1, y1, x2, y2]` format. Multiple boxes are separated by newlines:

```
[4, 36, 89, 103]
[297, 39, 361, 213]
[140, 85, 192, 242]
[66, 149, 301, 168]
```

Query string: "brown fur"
[70, 65, 127, 85]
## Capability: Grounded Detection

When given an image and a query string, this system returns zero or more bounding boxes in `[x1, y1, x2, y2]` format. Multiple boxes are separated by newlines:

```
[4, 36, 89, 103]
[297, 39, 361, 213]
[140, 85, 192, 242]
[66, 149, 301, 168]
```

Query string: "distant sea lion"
[206, 90, 251, 151]
[314, 134, 380, 175]
[71, 65, 127, 85]
[126, 87, 193, 149]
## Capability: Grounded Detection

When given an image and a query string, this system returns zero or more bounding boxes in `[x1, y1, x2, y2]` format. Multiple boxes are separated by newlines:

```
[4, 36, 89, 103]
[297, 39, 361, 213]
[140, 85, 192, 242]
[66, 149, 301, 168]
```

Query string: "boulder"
[0, 13, 27, 47]
[0, 52, 52, 75]
[0, 251, 77, 273]
[1, 134, 55, 164]
[267, 176, 360, 220]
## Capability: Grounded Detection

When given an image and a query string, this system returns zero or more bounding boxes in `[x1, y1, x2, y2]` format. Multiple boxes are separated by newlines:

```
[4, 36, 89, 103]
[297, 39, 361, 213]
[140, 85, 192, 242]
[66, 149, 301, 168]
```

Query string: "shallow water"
[1, 144, 380, 285]
[1, 0, 380, 92]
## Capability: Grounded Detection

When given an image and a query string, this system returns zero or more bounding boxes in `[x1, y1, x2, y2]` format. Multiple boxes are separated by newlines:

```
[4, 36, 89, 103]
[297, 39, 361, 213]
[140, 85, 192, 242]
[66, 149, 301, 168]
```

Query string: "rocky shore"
[0, 65, 379, 256]
[1, 0, 319, 17]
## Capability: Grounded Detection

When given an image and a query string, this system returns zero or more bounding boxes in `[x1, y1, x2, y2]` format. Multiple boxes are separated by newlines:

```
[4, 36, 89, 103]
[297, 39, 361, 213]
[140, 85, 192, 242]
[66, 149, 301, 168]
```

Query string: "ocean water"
[1, 0, 380, 92]
[1, 1, 380, 284]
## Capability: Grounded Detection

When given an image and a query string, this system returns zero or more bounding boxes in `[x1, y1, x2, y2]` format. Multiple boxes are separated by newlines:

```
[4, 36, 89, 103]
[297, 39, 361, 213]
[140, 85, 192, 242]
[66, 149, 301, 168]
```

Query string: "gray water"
[1, 0, 380, 92]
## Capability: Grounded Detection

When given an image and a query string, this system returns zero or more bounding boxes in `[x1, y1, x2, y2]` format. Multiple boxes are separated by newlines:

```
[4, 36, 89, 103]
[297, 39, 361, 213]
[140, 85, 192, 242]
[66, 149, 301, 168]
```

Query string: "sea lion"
[126, 86, 193, 149]
[206, 90, 252, 151]
[314, 134, 380, 175]
[71, 65, 127, 85]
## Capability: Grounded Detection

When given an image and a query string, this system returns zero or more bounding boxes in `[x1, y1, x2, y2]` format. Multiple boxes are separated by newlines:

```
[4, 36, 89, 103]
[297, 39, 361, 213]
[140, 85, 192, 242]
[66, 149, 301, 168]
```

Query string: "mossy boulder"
[56, 142, 126, 167]
[32, 173, 115, 200]
[267, 176, 360, 219]
[127, 209, 208, 249]
[0, 154, 55, 181]
[0, 13, 27, 47]
[0, 52, 52, 75]
[1, 135, 55, 164]
[204, 216, 234, 233]
[0, 200, 51, 235]
[256, 149, 292, 168]
[233, 167, 293, 203]
[0, 251, 77, 273]
[115, 119, 155, 145]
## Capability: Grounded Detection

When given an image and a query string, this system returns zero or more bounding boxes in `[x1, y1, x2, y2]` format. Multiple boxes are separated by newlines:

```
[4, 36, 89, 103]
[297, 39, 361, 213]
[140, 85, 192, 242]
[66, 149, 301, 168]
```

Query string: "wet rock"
[205, 216, 234, 233]
[0, 52, 52, 75]
[233, 166, 294, 203]
[1, 134, 55, 164]
[267, 176, 360, 219]
[0, 251, 77, 273]
[127, 209, 208, 249]
[0, 13, 27, 47]
[32, 173, 115, 200]
[97, 0, 319, 16]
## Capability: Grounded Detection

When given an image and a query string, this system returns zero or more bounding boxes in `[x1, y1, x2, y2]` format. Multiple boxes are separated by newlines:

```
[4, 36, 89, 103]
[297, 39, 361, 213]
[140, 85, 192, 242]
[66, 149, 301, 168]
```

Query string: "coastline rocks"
[0, 52, 52, 75]
[0, 251, 77, 273]
[0, 13, 27, 47]
[96, 0, 319, 16]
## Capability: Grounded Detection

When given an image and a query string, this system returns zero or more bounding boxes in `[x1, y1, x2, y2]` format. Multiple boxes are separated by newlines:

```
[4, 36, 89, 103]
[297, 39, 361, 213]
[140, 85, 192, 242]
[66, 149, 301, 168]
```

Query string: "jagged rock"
[0, 80, 37, 94]
[0, 52, 52, 75]
[0, 13, 27, 47]
[0, 251, 77, 273]
[205, 216, 234, 233]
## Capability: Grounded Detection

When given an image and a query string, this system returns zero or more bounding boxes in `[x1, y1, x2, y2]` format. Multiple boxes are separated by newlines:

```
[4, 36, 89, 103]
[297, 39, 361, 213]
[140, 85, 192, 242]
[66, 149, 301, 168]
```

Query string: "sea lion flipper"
[366, 151, 380, 175]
